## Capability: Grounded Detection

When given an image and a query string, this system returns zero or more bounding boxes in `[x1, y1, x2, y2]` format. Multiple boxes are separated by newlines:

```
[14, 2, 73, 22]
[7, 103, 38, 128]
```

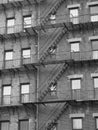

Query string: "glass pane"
[21, 84, 29, 94]
[23, 49, 30, 58]
[94, 78, 98, 88]
[71, 43, 79, 52]
[7, 19, 15, 27]
[70, 17, 79, 24]
[93, 51, 98, 59]
[70, 8, 79, 24]
[7, 27, 14, 34]
[1, 122, 9, 130]
[50, 15, 56, 20]
[92, 40, 98, 50]
[3, 96, 11, 105]
[50, 84, 56, 95]
[50, 14, 56, 24]
[73, 118, 82, 129]
[3, 86, 11, 95]
[19, 120, 29, 130]
[5, 51, 13, 60]
[53, 126, 56, 130]
[91, 15, 98, 22]
[24, 16, 31, 28]
[72, 79, 81, 90]
[90, 6, 98, 14]
[70, 8, 78, 17]
[7, 18, 15, 34]
[96, 118, 98, 129]
[21, 94, 29, 103]
[50, 85, 56, 91]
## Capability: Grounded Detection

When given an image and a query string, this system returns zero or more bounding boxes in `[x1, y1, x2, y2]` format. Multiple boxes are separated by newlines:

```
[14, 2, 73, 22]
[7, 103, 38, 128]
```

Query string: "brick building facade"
[0, 0, 97, 130]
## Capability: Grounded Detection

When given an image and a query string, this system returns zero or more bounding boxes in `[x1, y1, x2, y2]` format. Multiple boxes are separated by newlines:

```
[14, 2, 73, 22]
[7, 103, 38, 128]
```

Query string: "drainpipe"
[36, 1, 41, 130]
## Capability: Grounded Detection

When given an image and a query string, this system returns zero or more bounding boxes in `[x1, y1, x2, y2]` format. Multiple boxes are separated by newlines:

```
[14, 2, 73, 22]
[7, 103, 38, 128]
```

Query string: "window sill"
[67, 4, 80, 9]
[69, 113, 85, 118]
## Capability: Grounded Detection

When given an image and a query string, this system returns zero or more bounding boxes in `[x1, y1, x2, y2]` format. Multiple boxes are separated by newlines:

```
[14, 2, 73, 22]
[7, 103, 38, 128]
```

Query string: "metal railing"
[39, 101, 67, 130]
[0, 13, 97, 36]
[0, 50, 97, 70]
[38, 64, 63, 96]
[0, 90, 97, 107]
[0, 0, 42, 5]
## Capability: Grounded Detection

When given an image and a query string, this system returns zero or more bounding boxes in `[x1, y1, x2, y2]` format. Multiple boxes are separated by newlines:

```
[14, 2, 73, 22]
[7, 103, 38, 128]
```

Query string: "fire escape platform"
[0, 58, 98, 73]
[34, 21, 98, 31]
[23, 99, 98, 105]
[0, 28, 37, 40]
[0, 63, 37, 74]
[0, 104, 23, 109]
[0, 0, 42, 9]
[0, 21, 97, 40]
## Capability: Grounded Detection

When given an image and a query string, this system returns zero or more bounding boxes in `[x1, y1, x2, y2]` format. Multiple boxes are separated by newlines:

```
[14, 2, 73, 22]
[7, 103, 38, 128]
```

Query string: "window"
[52, 125, 57, 130]
[93, 50, 98, 59]
[22, 48, 31, 59]
[49, 46, 57, 54]
[50, 14, 56, 24]
[3, 85, 11, 105]
[92, 40, 98, 59]
[5, 50, 13, 61]
[71, 79, 81, 90]
[23, 15, 31, 30]
[70, 8, 79, 24]
[71, 42, 80, 52]
[19, 120, 29, 130]
[21, 84, 30, 103]
[49, 83, 57, 96]
[7, 18, 15, 34]
[94, 77, 98, 88]
[0, 121, 10, 130]
[90, 5, 98, 22]
[72, 118, 82, 129]
[96, 118, 98, 129]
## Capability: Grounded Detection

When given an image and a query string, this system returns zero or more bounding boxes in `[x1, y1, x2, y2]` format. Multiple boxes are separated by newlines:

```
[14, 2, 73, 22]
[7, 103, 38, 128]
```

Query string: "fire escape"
[0, 0, 71, 122]
[0, 0, 42, 9]
[0, 0, 98, 130]
[0, 0, 68, 73]
[37, 1, 72, 130]
[37, 2, 98, 130]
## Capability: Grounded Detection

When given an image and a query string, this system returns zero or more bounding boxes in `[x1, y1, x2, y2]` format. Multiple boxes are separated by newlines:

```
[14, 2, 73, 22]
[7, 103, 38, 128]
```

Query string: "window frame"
[69, 7, 79, 24]
[2, 85, 11, 105]
[23, 15, 32, 30]
[93, 77, 98, 88]
[0, 121, 10, 130]
[71, 78, 81, 90]
[91, 39, 98, 59]
[70, 42, 80, 52]
[50, 14, 56, 24]
[89, 5, 98, 22]
[6, 17, 15, 34]
[95, 117, 98, 130]
[49, 83, 57, 96]
[72, 118, 83, 130]
[20, 83, 30, 103]
[19, 119, 29, 130]
[5, 50, 13, 61]
[22, 48, 31, 59]
[49, 46, 57, 55]
[91, 39, 98, 51]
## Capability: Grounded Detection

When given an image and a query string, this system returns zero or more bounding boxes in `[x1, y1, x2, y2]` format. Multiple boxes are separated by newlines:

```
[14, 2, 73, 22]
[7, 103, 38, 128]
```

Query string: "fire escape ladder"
[38, 63, 69, 101]
[40, 27, 68, 63]
[46, 103, 69, 130]
[41, 0, 65, 26]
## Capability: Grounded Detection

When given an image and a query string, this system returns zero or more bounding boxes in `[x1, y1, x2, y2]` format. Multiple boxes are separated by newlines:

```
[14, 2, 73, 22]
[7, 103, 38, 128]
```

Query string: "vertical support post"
[36, 2, 40, 130]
